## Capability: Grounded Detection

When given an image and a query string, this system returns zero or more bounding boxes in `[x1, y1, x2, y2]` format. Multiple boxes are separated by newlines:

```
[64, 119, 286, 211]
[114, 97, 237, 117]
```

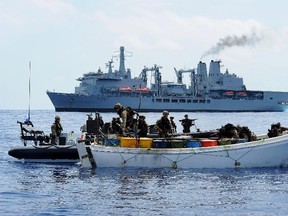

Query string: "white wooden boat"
[76, 133, 288, 169]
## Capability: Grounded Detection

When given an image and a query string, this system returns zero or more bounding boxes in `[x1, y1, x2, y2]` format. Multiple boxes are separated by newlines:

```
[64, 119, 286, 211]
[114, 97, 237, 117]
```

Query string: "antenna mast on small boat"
[28, 61, 31, 121]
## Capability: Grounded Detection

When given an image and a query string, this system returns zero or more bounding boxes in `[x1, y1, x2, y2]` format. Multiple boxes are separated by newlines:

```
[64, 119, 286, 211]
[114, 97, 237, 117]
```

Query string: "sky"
[1, 0, 288, 110]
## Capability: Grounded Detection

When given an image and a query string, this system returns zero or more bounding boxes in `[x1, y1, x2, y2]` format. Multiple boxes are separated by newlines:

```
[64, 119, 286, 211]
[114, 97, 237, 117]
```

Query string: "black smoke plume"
[201, 32, 263, 59]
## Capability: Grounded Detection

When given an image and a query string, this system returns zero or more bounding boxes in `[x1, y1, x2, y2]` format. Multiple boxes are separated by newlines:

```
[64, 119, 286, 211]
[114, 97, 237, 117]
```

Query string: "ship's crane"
[141, 64, 162, 85]
[174, 67, 198, 96]
[173, 68, 195, 84]
[140, 64, 163, 95]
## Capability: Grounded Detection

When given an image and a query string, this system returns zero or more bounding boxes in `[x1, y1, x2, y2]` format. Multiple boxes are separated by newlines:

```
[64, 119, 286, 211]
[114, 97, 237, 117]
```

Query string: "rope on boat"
[170, 148, 197, 164]
[112, 147, 197, 169]
[109, 145, 188, 168]
[32, 145, 54, 149]
[160, 148, 187, 168]
[231, 144, 257, 162]
[54, 144, 76, 149]
[112, 145, 131, 165]
[32, 144, 76, 149]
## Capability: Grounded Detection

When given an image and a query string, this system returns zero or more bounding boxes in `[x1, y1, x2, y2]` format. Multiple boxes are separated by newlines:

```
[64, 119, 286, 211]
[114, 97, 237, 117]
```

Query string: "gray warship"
[47, 46, 288, 112]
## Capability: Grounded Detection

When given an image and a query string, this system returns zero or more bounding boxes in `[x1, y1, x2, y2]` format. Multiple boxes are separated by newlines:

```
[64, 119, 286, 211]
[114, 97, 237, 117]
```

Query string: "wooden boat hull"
[77, 134, 288, 169]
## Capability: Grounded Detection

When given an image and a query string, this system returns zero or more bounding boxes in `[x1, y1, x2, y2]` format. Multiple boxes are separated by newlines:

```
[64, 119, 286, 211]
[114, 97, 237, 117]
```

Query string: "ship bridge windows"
[278, 101, 288, 105]
[191, 99, 211, 103]
[179, 99, 186, 103]
[153, 98, 210, 104]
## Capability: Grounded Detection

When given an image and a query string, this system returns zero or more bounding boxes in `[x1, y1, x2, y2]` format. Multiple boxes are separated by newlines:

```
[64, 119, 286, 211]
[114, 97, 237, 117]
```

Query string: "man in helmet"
[51, 115, 63, 144]
[114, 103, 138, 134]
[137, 115, 148, 137]
[155, 110, 173, 137]
[170, 116, 177, 133]
[180, 114, 194, 133]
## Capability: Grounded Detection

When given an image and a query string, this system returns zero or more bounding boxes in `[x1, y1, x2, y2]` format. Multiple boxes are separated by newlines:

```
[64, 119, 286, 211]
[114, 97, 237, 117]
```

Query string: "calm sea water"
[1, 110, 288, 216]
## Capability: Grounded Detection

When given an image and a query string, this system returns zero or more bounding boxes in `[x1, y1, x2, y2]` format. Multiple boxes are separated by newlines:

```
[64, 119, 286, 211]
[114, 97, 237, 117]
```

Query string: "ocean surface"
[1, 110, 288, 216]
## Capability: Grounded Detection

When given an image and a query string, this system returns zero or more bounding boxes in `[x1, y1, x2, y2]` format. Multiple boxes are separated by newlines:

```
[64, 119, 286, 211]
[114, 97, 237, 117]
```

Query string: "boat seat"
[21, 135, 37, 141]
[17, 121, 49, 146]
[21, 125, 45, 142]
[22, 125, 44, 135]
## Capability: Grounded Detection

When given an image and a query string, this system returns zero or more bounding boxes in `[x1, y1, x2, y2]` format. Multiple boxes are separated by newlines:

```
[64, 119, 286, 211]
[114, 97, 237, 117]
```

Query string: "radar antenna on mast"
[105, 58, 114, 74]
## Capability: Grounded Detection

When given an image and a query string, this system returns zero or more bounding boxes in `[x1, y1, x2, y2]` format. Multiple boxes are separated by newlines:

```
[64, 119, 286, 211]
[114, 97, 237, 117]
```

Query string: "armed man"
[51, 115, 63, 144]
[137, 115, 148, 137]
[180, 114, 196, 133]
[155, 110, 173, 137]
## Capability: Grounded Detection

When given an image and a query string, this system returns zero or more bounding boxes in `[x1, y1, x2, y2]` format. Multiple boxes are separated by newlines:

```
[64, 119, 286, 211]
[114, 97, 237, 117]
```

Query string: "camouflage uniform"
[137, 116, 148, 137]
[155, 111, 172, 137]
[114, 103, 137, 133]
[181, 115, 194, 133]
[51, 115, 63, 144]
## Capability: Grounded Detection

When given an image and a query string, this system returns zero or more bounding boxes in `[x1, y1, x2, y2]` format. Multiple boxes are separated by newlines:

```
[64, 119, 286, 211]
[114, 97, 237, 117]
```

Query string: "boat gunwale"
[89, 133, 288, 154]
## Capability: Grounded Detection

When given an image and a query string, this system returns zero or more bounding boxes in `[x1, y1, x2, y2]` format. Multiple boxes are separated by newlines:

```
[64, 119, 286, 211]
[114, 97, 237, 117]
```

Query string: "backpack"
[125, 107, 138, 125]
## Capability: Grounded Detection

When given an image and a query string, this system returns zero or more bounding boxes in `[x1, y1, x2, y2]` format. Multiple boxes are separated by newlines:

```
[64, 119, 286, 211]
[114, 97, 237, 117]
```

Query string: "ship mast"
[154, 65, 162, 96]
[119, 46, 126, 75]
[141, 68, 148, 85]
[113, 46, 132, 78]
[106, 59, 114, 75]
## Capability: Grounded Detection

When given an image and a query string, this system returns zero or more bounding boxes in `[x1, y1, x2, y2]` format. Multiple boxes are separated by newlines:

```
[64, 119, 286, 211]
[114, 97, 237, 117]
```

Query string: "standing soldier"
[180, 114, 194, 133]
[155, 110, 173, 137]
[137, 115, 148, 137]
[51, 115, 63, 144]
[170, 116, 177, 133]
[95, 113, 104, 130]
[80, 113, 92, 132]
[111, 117, 122, 134]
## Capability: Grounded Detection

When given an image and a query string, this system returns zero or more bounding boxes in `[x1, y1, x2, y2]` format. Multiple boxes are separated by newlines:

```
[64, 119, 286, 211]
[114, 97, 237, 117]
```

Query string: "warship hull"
[47, 91, 288, 112]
